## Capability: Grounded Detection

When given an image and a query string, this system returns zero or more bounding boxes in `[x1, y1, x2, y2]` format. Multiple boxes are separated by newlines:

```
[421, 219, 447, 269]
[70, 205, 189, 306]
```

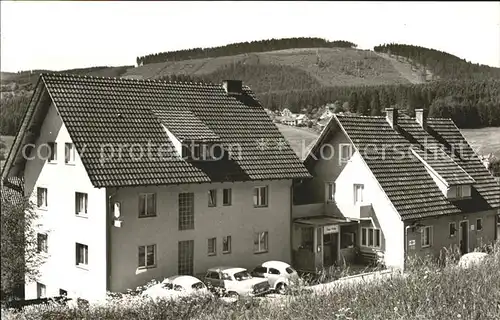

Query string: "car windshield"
[162, 283, 173, 290]
[192, 282, 206, 290]
[286, 267, 296, 274]
[173, 284, 184, 291]
[234, 271, 252, 281]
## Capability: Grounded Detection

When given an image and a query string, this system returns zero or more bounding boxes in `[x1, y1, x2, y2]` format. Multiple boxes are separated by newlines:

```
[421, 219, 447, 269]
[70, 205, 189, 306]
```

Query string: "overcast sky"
[1, 1, 499, 72]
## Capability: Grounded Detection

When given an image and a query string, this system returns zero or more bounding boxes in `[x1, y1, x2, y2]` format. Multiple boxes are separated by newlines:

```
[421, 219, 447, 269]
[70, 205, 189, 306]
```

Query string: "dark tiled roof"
[1, 176, 24, 205]
[334, 114, 500, 220]
[38, 73, 310, 187]
[412, 147, 475, 186]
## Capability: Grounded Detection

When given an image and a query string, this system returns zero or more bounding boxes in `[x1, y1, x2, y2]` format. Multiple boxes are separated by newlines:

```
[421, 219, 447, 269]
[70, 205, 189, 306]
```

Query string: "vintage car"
[251, 260, 299, 294]
[141, 275, 211, 301]
[204, 266, 271, 298]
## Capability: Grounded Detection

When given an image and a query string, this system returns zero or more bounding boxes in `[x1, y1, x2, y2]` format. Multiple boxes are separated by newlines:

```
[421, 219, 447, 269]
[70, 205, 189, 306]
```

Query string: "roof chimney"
[385, 108, 398, 129]
[415, 109, 427, 129]
[222, 80, 242, 95]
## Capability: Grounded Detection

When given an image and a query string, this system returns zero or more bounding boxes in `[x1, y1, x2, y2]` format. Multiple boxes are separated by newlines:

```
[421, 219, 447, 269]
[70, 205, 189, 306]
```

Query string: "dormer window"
[182, 142, 223, 161]
[450, 185, 472, 200]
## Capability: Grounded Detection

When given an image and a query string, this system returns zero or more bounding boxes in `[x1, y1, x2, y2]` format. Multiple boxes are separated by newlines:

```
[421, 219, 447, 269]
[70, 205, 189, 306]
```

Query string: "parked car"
[458, 252, 489, 269]
[251, 261, 299, 294]
[204, 266, 271, 298]
[141, 275, 211, 300]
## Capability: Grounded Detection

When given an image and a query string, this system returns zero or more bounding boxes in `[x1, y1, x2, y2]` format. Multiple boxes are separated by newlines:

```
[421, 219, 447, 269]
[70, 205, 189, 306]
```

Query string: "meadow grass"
[3, 242, 499, 320]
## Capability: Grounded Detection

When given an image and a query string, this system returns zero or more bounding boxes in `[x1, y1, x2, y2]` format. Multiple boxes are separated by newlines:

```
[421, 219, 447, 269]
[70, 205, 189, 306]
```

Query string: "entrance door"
[459, 221, 469, 255]
[323, 233, 338, 268]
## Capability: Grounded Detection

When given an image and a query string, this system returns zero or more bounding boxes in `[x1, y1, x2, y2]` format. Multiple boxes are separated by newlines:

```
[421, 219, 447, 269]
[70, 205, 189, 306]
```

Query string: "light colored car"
[251, 261, 299, 294]
[204, 266, 271, 298]
[458, 252, 489, 269]
[141, 275, 211, 301]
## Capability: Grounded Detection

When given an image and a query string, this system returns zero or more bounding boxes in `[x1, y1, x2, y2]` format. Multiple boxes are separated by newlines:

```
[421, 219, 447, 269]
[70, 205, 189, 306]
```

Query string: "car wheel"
[227, 291, 239, 299]
[276, 283, 287, 295]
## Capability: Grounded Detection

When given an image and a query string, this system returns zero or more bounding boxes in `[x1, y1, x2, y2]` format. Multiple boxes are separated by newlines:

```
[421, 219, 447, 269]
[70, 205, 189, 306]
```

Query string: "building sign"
[324, 225, 339, 234]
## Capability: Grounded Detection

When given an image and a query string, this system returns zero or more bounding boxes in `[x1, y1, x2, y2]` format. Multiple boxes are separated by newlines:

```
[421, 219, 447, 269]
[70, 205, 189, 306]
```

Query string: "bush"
[3, 242, 500, 319]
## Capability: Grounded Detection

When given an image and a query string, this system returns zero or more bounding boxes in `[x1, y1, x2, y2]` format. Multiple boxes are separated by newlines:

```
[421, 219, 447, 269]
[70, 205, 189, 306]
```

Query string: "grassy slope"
[124, 48, 411, 87]
[275, 124, 319, 160]
[461, 128, 500, 158]
[4, 243, 500, 319]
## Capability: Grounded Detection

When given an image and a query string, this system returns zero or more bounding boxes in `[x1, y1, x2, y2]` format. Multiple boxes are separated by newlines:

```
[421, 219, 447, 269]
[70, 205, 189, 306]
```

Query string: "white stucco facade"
[24, 103, 108, 301]
[335, 151, 405, 269]
[21, 103, 294, 298]
[108, 179, 292, 292]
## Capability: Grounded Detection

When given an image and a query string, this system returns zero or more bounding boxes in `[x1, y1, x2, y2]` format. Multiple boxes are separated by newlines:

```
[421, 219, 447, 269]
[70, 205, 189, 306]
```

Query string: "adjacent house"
[295, 114, 309, 126]
[292, 108, 500, 272]
[281, 108, 293, 118]
[1, 74, 310, 301]
[281, 116, 297, 126]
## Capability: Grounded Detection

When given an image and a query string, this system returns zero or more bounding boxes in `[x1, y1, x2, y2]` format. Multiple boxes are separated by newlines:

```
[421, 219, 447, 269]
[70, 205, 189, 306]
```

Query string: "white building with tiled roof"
[1, 74, 311, 301]
[292, 108, 500, 271]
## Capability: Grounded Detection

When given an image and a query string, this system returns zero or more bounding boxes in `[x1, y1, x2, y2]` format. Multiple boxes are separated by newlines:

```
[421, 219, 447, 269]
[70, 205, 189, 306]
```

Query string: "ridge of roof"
[332, 113, 500, 220]
[40, 72, 220, 87]
[6, 73, 311, 187]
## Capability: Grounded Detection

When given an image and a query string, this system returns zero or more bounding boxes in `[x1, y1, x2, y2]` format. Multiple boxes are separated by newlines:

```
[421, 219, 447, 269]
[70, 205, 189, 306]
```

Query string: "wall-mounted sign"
[470, 224, 475, 231]
[324, 225, 339, 234]
[408, 239, 416, 246]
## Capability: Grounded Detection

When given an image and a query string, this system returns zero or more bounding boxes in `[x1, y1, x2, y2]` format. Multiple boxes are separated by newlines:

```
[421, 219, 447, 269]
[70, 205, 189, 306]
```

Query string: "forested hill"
[374, 43, 500, 80]
[136, 37, 357, 65]
[2, 38, 500, 136]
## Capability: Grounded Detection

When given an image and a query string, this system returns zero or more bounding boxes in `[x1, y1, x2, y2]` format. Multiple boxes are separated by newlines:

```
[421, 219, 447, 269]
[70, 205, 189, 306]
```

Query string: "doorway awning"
[294, 215, 357, 226]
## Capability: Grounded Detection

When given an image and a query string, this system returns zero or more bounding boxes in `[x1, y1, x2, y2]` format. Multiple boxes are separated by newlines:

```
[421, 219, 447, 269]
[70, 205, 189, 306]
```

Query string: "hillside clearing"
[124, 48, 410, 88]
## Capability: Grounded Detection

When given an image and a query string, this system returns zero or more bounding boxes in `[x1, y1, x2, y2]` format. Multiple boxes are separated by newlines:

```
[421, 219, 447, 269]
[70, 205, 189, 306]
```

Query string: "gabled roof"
[3, 73, 311, 188]
[1, 176, 24, 205]
[308, 113, 500, 220]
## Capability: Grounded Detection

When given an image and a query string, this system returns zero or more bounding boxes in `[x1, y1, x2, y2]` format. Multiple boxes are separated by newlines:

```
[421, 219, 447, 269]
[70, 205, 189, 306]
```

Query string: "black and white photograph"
[1, 1, 499, 319]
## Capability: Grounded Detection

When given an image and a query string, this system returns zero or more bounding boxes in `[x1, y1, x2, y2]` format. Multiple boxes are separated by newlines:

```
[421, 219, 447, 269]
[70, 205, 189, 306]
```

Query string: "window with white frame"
[361, 227, 381, 248]
[75, 192, 88, 216]
[207, 238, 216, 256]
[223, 235, 231, 253]
[37, 233, 48, 253]
[456, 185, 463, 198]
[254, 231, 268, 253]
[47, 142, 57, 163]
[253, 186, 268, 207]
[138, 244, 156, 268]
[75, 243, 88, 267]
[353, 184, 364, 204]
[339, 143, 353, 163]
[65, 143, 75, 164]
[326, 182, 335, 202]
[421, 226, 433, 248]
[138, 193, 156, 217]
[223, 188, 232, 206]
[449, 222, 456, 237]
[476, 218, 482, 231]
[208, 189, 217, 207]
[37, 187, 48, 209]
[179, 192, 194, 230]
